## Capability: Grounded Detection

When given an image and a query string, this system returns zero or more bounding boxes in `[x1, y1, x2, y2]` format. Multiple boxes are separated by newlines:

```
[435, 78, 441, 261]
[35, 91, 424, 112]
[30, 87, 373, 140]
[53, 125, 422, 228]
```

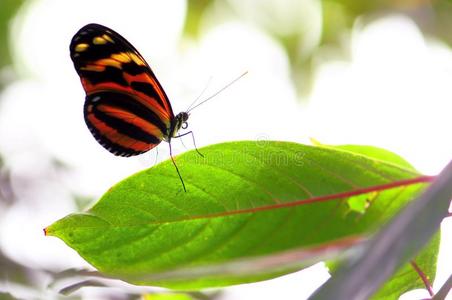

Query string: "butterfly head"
[170, 112, 189, 138]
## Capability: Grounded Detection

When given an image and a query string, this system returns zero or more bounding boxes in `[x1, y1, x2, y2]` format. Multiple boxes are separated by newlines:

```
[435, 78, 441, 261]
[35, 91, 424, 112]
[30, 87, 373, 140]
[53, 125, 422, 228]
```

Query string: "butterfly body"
[166, 112, 189, 141]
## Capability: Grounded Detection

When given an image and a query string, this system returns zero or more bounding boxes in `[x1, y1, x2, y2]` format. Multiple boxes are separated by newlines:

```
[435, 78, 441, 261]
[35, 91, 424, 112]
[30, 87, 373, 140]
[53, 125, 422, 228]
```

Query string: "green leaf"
[45, 141, 434, 290]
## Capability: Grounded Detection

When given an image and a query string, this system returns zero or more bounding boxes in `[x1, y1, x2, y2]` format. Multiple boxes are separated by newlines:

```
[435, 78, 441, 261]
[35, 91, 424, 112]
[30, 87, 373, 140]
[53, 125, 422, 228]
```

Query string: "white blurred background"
[0, 0, 450, 299]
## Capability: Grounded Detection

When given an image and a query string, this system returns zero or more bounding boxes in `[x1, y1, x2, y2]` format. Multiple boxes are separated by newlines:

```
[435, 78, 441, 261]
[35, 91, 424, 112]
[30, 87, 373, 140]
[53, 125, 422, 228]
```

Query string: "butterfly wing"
[70, 23, 174, 156]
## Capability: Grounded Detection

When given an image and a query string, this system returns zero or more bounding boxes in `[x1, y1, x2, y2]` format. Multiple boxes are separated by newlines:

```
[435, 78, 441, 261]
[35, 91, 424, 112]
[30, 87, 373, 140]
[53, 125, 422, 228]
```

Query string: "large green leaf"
[45, 141, 434, 290]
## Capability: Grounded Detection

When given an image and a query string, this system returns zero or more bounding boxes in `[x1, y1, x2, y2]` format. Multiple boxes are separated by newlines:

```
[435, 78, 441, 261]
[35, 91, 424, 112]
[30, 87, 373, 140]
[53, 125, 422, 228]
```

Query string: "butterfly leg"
[153, 147, 159, 166]
[169, 141, 187, 192]
[179, 134, 188, 151]
[174, 131, 204, 157]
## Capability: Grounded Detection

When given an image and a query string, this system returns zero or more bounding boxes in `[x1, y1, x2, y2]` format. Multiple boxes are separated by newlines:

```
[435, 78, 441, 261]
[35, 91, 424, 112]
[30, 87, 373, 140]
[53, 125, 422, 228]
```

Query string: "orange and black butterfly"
[70, 23, 198, 191]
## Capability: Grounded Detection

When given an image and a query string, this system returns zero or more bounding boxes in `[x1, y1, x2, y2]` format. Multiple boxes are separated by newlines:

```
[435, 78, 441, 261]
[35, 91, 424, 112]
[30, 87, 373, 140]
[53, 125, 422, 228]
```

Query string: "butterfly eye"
[182, 122, 188, 129]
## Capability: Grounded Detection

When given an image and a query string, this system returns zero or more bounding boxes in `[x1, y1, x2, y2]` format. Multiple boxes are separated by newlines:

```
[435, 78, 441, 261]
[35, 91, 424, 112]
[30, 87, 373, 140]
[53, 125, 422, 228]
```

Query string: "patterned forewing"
[70, 23, 173, 156]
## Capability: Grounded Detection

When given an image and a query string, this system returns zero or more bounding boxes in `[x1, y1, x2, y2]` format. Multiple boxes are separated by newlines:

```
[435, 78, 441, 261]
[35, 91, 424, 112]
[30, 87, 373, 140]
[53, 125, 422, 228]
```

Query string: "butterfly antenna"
[186, 76, 213, 112]
[169, 141, 186, 192]
[187, 71, 248, 113]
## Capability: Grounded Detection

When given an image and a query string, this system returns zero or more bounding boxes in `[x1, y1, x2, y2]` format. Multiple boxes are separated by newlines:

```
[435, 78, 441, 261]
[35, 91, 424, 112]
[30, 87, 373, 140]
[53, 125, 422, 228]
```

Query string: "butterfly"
[70, 23, 199, 192]
[70, 23, 246, 191]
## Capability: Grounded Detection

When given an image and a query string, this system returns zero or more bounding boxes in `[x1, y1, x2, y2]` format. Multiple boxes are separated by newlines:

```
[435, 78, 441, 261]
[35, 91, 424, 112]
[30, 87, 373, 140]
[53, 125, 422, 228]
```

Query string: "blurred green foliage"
[0, 0, 25, 89]
[185, 0, 212, 38]
[184, 0, 452, 96]
[0, 250, 32, 290]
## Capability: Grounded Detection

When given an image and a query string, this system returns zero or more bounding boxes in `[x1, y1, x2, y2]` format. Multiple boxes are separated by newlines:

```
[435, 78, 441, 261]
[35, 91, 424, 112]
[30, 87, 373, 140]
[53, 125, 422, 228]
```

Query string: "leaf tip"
[43, 225, 54, 236]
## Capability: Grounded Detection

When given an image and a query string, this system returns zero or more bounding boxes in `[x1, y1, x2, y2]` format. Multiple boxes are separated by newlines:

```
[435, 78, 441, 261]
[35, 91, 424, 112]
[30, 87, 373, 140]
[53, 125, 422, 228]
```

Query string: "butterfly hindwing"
[70, 23, 174, 156]
[84, 91, 167, 156]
